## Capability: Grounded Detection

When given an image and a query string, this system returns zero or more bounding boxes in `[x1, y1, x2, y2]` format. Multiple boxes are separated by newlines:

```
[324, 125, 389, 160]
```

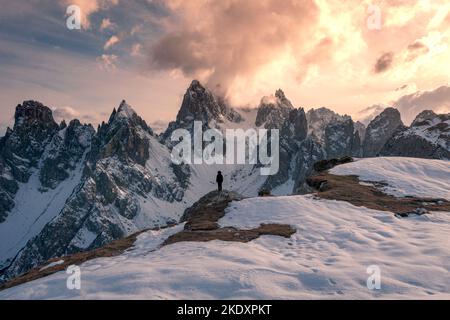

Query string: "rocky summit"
[380, 110, 450, 159]
[362, 107, 404, 157]
[161, 80, 242, 145]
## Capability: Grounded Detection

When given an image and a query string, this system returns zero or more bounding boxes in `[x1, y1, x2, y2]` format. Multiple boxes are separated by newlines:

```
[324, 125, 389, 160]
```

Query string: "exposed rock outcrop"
[167, 190, 295, 245]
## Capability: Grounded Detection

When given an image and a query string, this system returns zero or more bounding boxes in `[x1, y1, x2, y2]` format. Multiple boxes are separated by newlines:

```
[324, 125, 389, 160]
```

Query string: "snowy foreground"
[1, 157, 449, 299]
[331, 157, 450, 200]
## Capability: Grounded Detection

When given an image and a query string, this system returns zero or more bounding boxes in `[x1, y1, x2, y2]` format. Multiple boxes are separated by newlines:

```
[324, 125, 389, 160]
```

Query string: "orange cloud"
[100, 18, 115, 31]
[148, 1, 449, 112]
[104, 35, 120, 50]
[149, 0, 320, 101]
[97, 54, 118, 70]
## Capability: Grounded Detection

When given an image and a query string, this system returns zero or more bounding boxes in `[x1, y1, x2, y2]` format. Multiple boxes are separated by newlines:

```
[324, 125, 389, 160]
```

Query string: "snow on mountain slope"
[0, 118, 92, 270]
[409, 112, 450, 150]
[135, 136, 266, 226]
[330, 157, 450, 200]
[0, 152, 86, 269]
[380, 111, 450, 159]
[1, 157, 450, 299]
[0, 97, 267, 283]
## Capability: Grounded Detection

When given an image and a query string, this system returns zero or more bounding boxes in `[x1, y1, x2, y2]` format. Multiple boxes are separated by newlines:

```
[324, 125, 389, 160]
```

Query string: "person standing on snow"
[216, 171, 224, 191]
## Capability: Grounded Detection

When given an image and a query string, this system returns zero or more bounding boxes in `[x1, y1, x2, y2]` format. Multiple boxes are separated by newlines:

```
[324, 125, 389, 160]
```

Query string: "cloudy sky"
[1, 0, 450, 133]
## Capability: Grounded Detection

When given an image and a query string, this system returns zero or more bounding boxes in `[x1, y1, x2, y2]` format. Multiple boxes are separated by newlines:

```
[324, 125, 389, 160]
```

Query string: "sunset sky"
[1, 0, 450, 133]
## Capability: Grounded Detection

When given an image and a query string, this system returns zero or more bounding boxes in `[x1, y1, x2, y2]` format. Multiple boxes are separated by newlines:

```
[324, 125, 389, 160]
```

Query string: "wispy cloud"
[406, 41, 430, 61]
[104, 35, 120, 50]
[52, 106, 80, 122]
[100, 18, 116, 31]
[131, 43, 142, 56]
[96, 54, 118, 70]
[393, 86, 450, 124]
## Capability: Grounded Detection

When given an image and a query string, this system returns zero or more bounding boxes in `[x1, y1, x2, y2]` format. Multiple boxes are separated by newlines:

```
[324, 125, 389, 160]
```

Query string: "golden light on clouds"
[148, 0, 450, 117]
[2, 0, 448, 133]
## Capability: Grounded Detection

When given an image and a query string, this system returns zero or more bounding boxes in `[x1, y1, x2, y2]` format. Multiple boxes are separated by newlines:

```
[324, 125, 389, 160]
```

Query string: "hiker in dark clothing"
[216, 171, 224, 191]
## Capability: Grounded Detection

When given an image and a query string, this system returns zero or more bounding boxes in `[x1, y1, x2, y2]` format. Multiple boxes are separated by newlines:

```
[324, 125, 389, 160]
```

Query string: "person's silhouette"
[216, 171, 224, 191]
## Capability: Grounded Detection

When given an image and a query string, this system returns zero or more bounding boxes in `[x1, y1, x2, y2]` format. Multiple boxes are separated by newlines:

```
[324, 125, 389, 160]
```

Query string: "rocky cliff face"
[262, 107, 309, 191]
[380, 110, 450, 159]
[306, 108, 350, 145]
[259, 101, 364, 194]
[354, 121, 366, 143]
[363, 108, 404, 157]
[304, 108, 363, 159]
[2, 101, 186, 281]
[91, 101, 153, 166]
[0, 101, 61, 222]
[324, 118, 361, 159]
[39, 119, 95, 189]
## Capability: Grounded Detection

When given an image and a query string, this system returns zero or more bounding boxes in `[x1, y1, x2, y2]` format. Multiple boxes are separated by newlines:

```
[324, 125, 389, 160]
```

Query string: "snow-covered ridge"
[406, 113, 449, 149]
[2, 157, 450, 299]
[330, 157, 450, 200]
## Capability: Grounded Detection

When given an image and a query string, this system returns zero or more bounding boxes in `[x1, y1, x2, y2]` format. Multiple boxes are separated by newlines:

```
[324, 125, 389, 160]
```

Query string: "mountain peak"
[306, 107, 351, 145]
[189, 79, 204, 89]
[186, 80, 209, 97]
[14, 100, 57, 129]
[366, 107, 403, 131]
[161, 80, 242, 144]
[363, 107, 404, 157]
[256, 90, 295, 128]
[275, 89, 286, 100]
[260, 89, 294, 110]
[379, 107, 401, 117]
[99, 100, 153, 140]
[176, 80, 239, 123]
[117, 100, 137, 118]
[307, 107, 340, 119]
[412, 110, 438, 126]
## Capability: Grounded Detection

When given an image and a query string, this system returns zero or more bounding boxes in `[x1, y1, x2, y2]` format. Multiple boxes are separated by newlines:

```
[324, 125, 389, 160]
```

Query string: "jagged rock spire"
[256, 89, 294, 128]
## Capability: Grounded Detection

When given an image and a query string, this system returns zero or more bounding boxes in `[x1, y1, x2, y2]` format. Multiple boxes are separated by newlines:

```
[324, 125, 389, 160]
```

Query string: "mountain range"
[1, 80, 449, 283]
